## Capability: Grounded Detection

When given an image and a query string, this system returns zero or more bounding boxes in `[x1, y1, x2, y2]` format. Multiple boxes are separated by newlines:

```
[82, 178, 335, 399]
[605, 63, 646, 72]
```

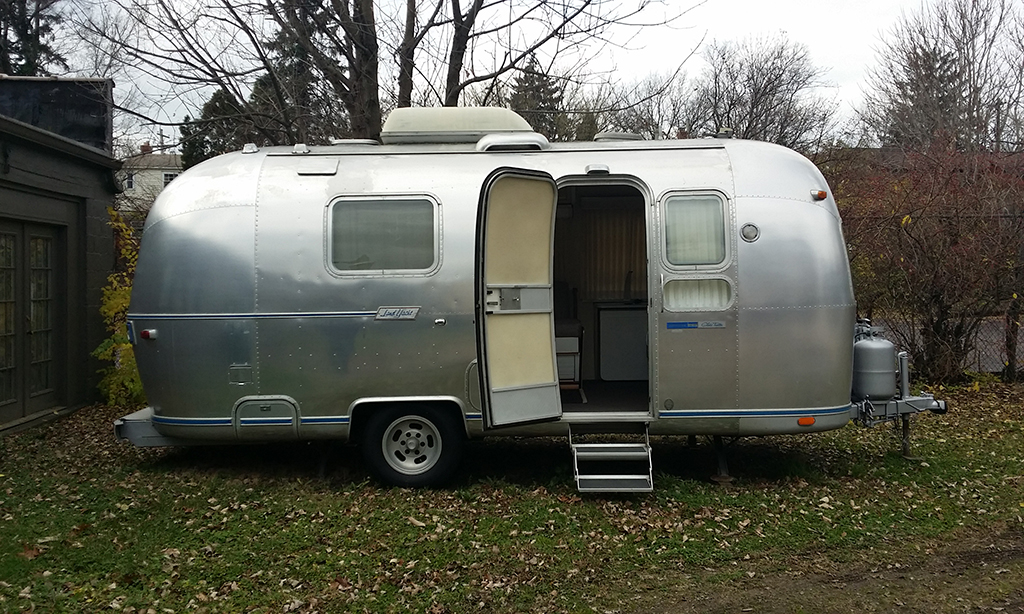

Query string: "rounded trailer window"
[663, 194, 726, 267]
[330, 198, 436, 273]
[664, 278, 732, 311]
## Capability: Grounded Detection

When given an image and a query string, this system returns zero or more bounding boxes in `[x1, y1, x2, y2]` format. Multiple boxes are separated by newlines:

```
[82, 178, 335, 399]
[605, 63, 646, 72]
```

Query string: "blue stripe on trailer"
[239, 418, 294, 425]
[300, 416, 351, 425]
[658, 405, 851, 418]
[128, 311, 376, 321]
[152, 415, 232, 426]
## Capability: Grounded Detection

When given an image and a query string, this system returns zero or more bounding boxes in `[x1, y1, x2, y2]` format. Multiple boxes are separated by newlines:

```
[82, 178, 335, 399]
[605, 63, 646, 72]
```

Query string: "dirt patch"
[636, 524, 1024, 614]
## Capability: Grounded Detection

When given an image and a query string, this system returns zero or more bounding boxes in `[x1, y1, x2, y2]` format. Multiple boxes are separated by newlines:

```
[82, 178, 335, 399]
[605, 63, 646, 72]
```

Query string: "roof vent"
[476, 132, 550, 152]
[381, 107, 534, 144]
[594, 131, 644, 142]
[328, 138, 379, 146]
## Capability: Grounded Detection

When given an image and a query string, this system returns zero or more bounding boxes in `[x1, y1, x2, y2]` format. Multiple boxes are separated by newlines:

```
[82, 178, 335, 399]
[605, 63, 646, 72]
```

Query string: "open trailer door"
[476, 169, 561, 429]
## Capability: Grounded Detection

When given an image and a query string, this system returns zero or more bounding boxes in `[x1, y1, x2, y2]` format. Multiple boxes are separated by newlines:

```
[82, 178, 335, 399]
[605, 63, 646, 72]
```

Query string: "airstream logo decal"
[667, 321, 725, 330]
[376, 307, 420, 320]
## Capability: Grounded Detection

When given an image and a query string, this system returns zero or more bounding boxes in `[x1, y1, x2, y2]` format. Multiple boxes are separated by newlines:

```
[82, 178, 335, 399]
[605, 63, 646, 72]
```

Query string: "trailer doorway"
[553, 181, 650, 414]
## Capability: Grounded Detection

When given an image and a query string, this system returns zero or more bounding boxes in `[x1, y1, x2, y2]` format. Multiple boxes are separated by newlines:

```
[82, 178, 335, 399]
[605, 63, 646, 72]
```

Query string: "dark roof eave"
[0, 114, 121, 170]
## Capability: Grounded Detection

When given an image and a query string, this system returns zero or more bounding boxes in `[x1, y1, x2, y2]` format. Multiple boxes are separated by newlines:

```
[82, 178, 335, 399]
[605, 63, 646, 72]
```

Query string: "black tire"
[360, 405, 464, 488]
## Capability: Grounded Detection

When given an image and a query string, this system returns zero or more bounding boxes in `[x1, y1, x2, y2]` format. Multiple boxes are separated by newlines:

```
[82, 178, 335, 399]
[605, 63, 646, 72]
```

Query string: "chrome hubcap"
[381, 416, 442, 476]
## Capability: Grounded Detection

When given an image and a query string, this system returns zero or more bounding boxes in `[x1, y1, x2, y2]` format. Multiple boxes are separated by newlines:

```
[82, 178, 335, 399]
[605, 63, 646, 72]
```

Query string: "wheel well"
[348, 400, 467, 445]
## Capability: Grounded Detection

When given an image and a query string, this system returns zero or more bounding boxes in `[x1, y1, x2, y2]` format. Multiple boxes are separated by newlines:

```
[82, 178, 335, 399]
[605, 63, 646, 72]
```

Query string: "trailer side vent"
[381, 107, 535, 144]
[475, 132, 550, 152]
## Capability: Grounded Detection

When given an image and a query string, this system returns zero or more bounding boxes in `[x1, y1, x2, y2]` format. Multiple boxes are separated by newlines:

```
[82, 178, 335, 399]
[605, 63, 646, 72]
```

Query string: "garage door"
[0, 220, 62, 422]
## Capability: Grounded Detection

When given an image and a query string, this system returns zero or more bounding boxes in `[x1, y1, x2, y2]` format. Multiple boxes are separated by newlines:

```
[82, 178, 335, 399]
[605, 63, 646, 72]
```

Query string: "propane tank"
[852, 336, 898, 401]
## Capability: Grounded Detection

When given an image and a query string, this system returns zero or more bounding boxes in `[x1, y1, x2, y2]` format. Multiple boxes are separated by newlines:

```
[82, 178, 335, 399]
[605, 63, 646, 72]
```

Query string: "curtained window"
[664, 194, 726, 266]
[664, 279, 732, 311]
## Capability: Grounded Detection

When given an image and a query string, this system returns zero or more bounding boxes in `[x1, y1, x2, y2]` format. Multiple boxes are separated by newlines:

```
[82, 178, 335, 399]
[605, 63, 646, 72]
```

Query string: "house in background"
[0, 77, 118, 427]
[118, 142, 182, 221]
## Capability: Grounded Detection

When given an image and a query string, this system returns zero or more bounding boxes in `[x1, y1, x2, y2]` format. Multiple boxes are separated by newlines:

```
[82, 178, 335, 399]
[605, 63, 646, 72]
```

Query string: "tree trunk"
[396, 0, 416, 108]
[443, 0, 482, 107]
[347, 0, 382, 139]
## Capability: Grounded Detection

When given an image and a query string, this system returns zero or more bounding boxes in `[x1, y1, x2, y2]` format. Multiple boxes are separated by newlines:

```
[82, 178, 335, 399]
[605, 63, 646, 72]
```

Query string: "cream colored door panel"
[477, 170, 561, 428]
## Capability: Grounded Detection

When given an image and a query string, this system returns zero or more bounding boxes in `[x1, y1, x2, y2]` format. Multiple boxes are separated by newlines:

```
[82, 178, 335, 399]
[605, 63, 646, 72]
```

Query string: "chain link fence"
[875, 316, 1023, 379]
[965, 317, 1023, 375]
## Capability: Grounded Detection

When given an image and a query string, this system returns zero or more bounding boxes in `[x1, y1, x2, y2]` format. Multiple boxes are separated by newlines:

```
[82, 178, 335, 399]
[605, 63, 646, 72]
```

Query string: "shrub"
[93, 208, 146, 407]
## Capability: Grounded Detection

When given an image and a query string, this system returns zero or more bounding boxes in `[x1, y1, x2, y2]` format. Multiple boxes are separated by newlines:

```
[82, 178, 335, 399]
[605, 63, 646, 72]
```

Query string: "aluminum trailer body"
[116, 108, 943, 490]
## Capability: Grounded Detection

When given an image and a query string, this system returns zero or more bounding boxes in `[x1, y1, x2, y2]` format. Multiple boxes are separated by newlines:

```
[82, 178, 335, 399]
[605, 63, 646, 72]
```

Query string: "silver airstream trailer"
[115, 107, 945, 492]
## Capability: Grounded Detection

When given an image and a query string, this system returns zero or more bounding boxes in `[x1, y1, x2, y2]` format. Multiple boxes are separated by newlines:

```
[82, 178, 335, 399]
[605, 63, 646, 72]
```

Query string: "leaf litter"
[0, 384, 1021, 612]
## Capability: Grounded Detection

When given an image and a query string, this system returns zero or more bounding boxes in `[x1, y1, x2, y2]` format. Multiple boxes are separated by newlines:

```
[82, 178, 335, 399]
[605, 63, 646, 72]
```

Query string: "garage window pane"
[331, 199, 435, 272]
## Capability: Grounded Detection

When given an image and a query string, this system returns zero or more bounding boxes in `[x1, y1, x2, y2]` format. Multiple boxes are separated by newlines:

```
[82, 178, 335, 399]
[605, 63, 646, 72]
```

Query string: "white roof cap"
[381, 107, 534, 144]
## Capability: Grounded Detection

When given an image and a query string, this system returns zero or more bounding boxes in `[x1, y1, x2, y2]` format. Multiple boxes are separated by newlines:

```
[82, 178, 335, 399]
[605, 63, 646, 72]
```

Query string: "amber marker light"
[797, 416, 816, 426]
[811, 189, 827, 200]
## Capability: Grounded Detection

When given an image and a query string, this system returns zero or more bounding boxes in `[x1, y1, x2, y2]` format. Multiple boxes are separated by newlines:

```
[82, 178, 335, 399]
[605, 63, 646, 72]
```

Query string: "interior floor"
[561, 380, 650, 413]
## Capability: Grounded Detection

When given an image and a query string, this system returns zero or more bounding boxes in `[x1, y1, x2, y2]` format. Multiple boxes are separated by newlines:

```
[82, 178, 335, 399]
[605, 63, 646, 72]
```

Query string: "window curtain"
[664, 279, 731, 311]
[664, 195, 725, 266]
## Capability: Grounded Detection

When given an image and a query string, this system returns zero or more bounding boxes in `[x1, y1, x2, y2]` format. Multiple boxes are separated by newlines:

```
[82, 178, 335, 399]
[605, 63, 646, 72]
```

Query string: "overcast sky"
[609, 0, 922, 120]
[132, 0, 926, 144]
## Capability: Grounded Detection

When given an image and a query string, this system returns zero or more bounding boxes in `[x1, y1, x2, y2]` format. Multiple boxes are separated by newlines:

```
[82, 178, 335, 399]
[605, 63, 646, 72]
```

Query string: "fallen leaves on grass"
[0, 386, 1021, 613]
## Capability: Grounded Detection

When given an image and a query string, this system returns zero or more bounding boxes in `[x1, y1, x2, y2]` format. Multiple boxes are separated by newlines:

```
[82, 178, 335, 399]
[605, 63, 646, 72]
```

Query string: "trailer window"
[664, 279, 732, 311]
[330, 199, 435, 272]
[664, 194, 726, 266]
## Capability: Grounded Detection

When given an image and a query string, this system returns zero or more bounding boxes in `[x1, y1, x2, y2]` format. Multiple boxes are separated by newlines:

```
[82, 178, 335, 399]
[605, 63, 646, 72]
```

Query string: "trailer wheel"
[361, 405, 463, 487]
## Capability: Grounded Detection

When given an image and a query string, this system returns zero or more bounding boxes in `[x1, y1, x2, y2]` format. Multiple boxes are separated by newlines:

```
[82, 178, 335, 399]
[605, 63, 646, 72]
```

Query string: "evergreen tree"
[863, 0, 1019, 152]
[179, 89, 251, 170]
[509, 56, 565, 141]
[879, 43, 965, 149]
[574, 112, 600, 141]
[0, 0, 66, 75]
[179, 19, 348, 170]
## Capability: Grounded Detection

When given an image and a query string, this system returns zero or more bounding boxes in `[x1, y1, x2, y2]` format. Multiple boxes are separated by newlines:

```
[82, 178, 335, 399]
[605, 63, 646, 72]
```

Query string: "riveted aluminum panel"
[234, 396, 298, 440]
[130, 155, 259, 440]
[131, 317, 255, 440]
[256, 314, 472, 425]
[250, 153, 486, 430]
[126, 136, 862, 446]
[733, 198, 854, 309]
[132, 206, 256, 314]
[725, 140, 839, 220]
[734, 198, 855, 409]
[142, 151, 262, 232]
[656, 310, 739, 410]
[651, 185, 740, 413]
[737, 306, 854, 408]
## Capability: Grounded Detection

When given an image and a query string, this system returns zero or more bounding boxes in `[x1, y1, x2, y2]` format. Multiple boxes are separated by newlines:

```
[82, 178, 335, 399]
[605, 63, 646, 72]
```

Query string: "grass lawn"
[1, 384, 1022, 613]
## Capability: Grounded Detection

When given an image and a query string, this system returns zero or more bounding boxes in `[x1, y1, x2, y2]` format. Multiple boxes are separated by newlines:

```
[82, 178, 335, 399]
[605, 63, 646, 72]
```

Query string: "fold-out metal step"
[577, 474, 653, 492]
[569, 423, 653, 493]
